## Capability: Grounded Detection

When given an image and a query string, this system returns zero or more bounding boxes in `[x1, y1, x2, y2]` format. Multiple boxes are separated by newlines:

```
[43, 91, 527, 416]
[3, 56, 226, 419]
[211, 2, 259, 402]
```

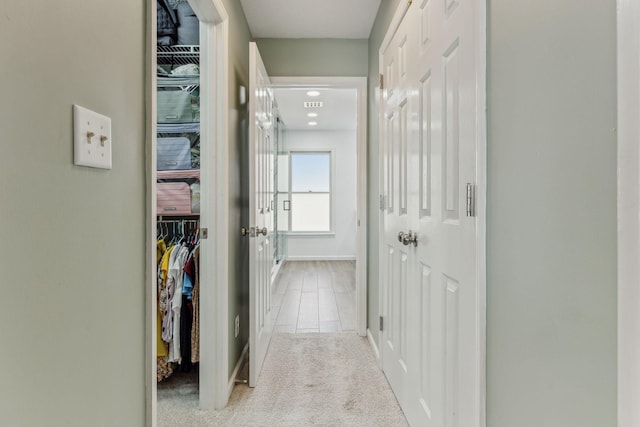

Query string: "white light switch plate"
[73, 104, 112, 169]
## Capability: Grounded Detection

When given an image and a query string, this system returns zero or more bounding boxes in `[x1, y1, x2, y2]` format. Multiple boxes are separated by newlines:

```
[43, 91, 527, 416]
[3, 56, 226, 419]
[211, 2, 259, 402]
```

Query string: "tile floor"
[271, 260, 356, 333]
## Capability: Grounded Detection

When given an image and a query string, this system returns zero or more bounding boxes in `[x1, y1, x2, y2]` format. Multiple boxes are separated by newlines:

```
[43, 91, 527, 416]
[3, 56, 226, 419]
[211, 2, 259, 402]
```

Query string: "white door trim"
[475, 1, 488, 425]
[270, 76, 368, 337]
[617, 1, 640, 425]
[144, 4, 157, 425]
[146, 0, 230, 424]
[377, 1, 487, 425]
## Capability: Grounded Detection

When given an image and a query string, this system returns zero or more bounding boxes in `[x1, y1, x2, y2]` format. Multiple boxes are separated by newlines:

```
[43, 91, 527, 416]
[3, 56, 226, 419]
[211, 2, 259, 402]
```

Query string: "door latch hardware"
[247, 226, 268, 237]
[241, 227, 249, 237]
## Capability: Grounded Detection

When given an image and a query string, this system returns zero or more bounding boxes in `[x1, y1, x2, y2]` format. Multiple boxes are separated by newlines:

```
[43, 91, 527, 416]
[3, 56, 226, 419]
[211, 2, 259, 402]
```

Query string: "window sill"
[287, 231, 336, 237]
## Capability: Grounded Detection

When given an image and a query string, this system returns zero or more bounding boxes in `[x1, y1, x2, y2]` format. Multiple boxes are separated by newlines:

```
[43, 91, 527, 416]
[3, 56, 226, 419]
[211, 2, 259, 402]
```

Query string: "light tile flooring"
[271, 260, 356, 333]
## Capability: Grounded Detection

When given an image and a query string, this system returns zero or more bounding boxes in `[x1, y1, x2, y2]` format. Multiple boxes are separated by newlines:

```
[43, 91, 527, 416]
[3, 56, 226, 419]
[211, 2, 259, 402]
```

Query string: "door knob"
[241, 226, 267, 237]
[403, 230, 418, 247]
[398, 230, 418, 247]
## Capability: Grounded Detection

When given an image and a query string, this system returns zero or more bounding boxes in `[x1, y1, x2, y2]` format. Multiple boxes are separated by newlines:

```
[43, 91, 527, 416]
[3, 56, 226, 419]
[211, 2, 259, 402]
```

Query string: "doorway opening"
[268, 77, 368, 339]
[244, 70, 368, 388]
[146, 0, 230, 424]
[271, 85, 360, 334]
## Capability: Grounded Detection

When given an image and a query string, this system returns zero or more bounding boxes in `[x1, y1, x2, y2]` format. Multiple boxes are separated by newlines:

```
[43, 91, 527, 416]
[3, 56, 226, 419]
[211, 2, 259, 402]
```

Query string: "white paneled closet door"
[380, 5, 414, 408]
[248, 42, 275, 388]
[380, 1, 483, 426]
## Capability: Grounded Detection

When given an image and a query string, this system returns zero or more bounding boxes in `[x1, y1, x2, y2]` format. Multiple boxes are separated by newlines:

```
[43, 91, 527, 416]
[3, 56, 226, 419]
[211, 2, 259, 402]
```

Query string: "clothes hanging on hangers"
[156, 220, 201, 381]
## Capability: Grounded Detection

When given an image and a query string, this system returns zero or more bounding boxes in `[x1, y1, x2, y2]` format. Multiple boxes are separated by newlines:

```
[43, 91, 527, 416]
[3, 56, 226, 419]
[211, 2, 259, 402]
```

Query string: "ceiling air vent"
[304, 101, 323, 108]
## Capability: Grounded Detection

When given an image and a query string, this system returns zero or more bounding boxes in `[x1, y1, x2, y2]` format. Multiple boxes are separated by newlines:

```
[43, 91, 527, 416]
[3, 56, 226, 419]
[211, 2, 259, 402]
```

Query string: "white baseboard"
[367, 328, 380, 365]
[226, 342, 249, 399]
[287, 255, 356, 261]
[271, 259, 285, 286]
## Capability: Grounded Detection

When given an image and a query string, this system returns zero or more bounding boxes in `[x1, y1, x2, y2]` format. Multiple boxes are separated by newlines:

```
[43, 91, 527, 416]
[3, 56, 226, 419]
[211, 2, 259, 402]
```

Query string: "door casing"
[617, 1, 640, 425]
[270, 76, 369, 336]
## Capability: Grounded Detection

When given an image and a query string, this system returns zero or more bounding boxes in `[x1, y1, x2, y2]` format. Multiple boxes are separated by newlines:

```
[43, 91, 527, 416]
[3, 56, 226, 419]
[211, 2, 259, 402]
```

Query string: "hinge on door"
[200, 228, 208, 239]
[379, 73, 384, 90]
[379, 194, 386, 211]
[466, 183, 476, 217]
[379, 316, 384, 331]
[408, 0, 413, 5]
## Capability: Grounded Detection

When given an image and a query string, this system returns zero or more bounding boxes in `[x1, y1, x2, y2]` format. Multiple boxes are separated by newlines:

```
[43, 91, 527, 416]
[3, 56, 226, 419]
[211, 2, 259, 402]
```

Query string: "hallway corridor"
[158, 261, 407, 426]
[158, 333, 407, 426]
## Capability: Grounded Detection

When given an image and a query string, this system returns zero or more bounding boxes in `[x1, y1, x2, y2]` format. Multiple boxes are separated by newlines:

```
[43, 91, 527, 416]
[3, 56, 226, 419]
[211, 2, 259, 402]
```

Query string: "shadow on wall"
[236, 66, 250, 345]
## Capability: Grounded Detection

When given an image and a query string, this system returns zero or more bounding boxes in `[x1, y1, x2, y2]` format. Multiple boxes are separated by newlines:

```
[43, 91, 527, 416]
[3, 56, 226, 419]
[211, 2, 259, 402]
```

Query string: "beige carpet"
[158, 333, 408, 426]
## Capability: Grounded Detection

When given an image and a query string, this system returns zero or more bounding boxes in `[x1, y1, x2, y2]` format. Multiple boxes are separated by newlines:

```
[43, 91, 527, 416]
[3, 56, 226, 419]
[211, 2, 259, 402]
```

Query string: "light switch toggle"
[86, 131, 95, 144]
[100, 135, 108, 147]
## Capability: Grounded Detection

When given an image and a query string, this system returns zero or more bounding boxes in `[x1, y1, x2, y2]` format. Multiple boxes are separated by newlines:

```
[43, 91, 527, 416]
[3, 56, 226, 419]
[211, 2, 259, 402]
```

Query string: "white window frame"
[287, 149, 336, 236]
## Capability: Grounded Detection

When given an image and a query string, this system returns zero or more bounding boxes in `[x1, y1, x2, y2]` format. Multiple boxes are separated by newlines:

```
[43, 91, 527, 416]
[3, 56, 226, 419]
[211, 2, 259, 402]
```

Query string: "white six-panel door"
[380, 7, 413, 408]
[249, 42, 274, 388]
[380, 1, 482, 426]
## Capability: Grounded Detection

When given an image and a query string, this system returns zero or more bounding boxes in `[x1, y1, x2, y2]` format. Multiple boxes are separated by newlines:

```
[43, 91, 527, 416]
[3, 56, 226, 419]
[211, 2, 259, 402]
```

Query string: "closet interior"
[155, 0, 202, 388]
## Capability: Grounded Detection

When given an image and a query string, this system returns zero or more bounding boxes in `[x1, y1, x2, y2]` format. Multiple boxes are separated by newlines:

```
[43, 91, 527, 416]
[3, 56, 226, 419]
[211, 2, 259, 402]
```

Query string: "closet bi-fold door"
[248, 42, 274, 388]
[379, 1, 483, 426]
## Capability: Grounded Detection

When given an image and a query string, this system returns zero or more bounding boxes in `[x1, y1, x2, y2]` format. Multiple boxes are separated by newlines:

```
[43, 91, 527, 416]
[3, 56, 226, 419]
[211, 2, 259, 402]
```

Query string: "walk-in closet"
[155, 0, 202, 412]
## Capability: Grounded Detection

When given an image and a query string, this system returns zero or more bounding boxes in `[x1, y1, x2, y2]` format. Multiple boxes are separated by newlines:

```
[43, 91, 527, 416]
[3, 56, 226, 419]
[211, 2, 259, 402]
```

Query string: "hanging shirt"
[157, 239, 167, 266]
[162, 245, 181, 344]
[190, 245, 201, 364]
[157, 309, 168, 357]
[182, 273, 194, 300]
[158, 244, 176, 320]
[168, 245, 189, 363]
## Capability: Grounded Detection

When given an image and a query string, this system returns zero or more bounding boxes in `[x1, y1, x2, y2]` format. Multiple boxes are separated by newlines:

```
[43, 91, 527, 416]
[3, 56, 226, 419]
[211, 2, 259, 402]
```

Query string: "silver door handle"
[398, 230, 418, 247]
[241, 226, 267, 237]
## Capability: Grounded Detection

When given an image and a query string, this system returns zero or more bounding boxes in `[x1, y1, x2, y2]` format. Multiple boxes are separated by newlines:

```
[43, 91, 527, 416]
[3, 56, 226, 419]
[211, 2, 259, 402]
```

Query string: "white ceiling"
[274, 88, 357, 131]
[239, 0, 382, 39]
[240, 1, 373, 132]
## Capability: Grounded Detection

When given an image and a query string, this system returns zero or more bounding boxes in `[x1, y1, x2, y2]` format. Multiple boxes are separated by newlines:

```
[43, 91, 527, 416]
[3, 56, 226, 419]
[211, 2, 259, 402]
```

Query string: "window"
[290, 152, 331, 232]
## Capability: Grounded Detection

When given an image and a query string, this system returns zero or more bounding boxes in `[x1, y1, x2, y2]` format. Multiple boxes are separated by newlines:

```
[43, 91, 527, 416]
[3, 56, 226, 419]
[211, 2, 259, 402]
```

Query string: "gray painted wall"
[255, 39, 368, 77]
[0, 1, 146, 425]
[366, 0, 402, 348]
[221, 0, 252, 381]
[486, 1, 617, 425]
